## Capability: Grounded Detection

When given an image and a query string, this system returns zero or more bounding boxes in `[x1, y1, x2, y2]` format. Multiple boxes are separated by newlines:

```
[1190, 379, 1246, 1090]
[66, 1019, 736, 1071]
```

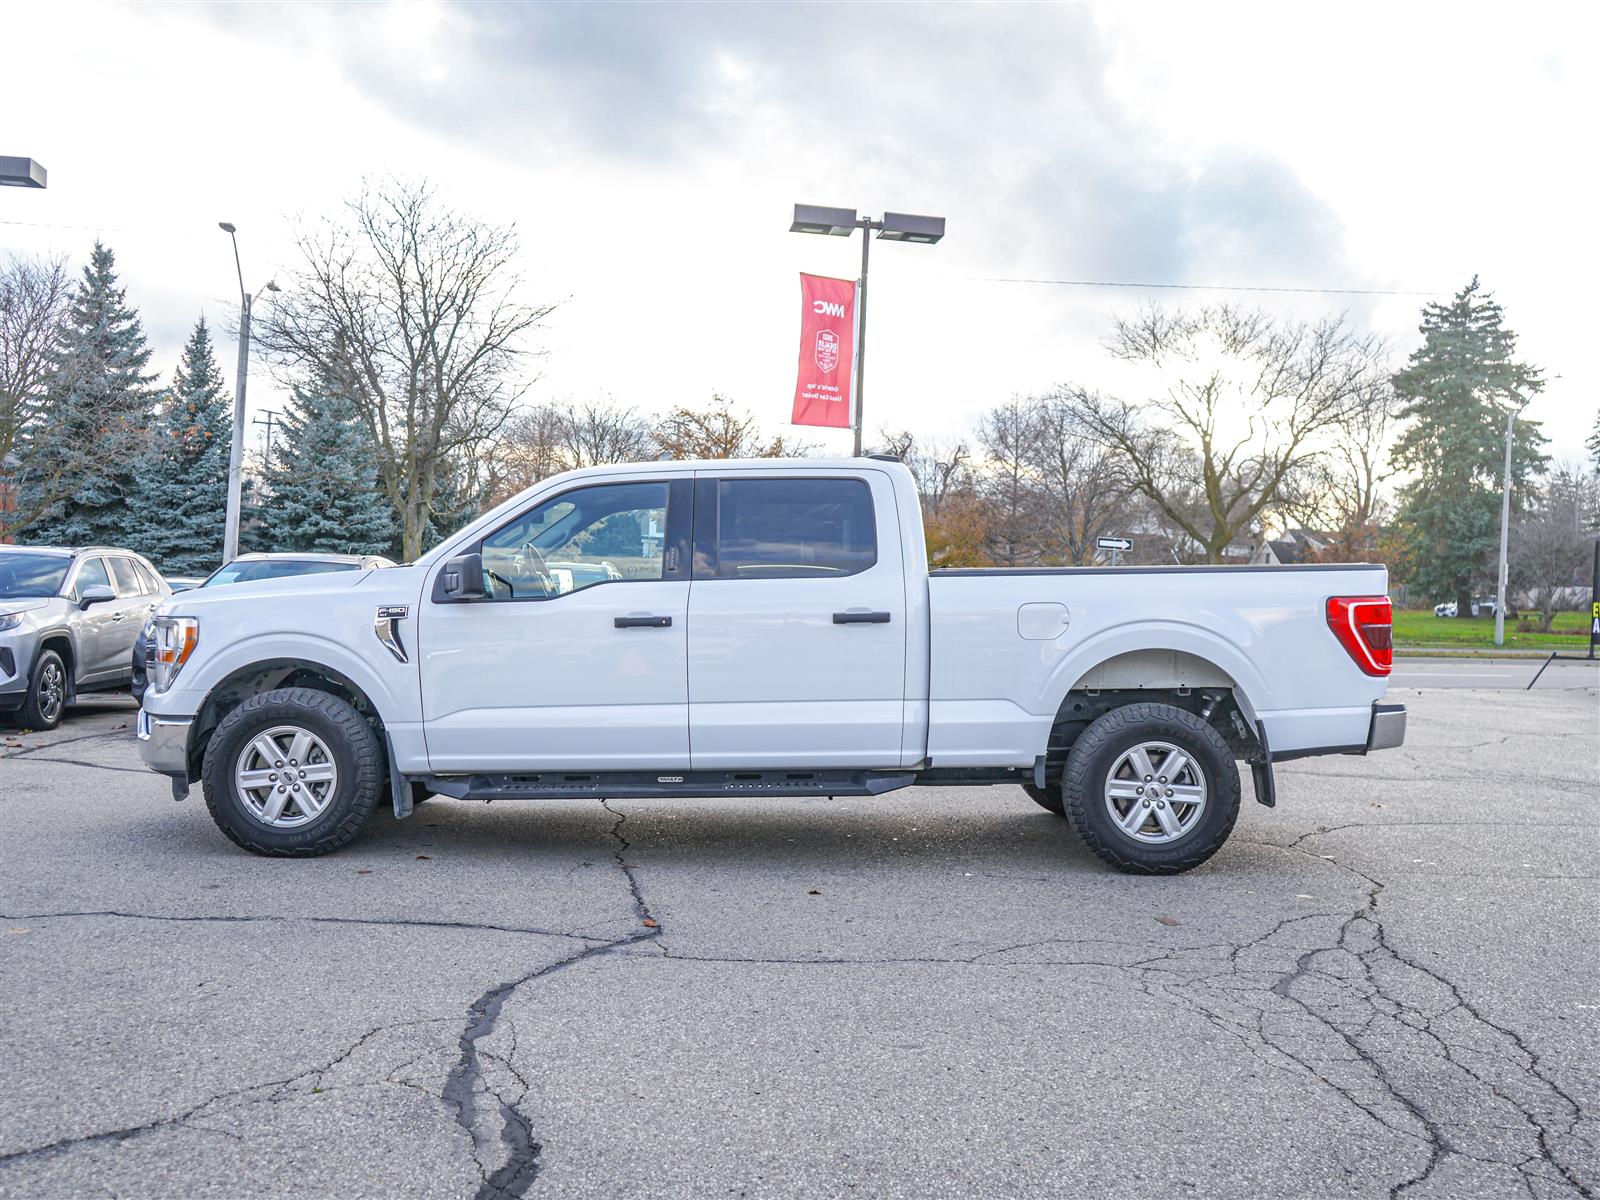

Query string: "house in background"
[1252, 529, 1336, 566]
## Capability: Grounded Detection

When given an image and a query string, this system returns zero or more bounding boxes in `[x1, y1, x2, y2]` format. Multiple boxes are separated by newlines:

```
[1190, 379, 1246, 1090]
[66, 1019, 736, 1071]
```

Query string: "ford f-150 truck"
[136, 457, 1405, 873]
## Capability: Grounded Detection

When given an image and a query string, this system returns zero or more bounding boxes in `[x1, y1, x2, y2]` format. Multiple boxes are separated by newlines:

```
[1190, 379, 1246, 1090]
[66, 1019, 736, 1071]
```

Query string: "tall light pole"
[217, 223, 277, 563]
[790, 205, 945, 456]
[1493, 397, 1530, 647]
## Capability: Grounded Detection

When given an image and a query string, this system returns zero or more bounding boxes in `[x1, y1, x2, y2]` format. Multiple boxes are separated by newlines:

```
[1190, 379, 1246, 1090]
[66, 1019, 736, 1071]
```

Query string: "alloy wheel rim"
[38, 663, 64, 722]
[234, 725, 339, 828]
[1103, 740, 1207, 844]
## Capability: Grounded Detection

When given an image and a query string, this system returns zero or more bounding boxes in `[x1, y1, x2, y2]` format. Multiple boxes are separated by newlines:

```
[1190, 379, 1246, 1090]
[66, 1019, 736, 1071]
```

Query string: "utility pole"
[852, 218, 871, 457]
[1494, 400, 1526, 647]
[217, 223, 277, 564]
[253, 408, 283, 473]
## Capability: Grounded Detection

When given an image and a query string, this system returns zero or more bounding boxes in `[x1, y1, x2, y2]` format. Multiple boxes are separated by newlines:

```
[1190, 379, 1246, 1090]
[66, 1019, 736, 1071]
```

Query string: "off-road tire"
[1021, 782, 1064, 815]
[1061, 702, 1240, 875]
[201, 687, 384, 857]
[18, 649, 68, 731]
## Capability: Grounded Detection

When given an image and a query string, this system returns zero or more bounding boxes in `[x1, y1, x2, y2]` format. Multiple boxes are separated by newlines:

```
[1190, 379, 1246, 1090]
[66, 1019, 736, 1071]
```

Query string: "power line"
[972, 276, 1441, 297]
[0, 218, 130, 233]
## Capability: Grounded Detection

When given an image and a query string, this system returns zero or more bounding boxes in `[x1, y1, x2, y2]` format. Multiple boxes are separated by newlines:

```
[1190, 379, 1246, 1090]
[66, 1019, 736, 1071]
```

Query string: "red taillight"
[1327, 595, 1392, 676]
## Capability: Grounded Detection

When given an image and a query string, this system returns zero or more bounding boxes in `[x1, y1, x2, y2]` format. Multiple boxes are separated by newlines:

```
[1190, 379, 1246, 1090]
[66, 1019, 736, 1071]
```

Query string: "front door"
[687, 470, 907, 769]
[419, 477, 692, 773]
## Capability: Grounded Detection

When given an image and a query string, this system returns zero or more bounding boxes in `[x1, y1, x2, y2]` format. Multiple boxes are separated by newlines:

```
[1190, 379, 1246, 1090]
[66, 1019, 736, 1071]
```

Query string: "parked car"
[136, 458, 1404, 874]
[1, 546, 171, 730]
[167, 577, 205, 593]
[1433, 597, 1501, 618]
[131, 553, 395, 702]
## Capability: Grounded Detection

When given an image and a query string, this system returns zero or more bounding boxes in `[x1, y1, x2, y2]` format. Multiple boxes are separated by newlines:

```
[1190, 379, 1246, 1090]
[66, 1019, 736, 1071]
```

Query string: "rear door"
[105, 557, 155, 673]
[687, 469, 907, 769]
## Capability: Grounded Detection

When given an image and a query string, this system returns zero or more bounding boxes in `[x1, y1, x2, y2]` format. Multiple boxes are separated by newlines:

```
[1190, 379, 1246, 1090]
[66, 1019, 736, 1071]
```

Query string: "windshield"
[0, 552, 72, 599]
[203, 560, 359, 588]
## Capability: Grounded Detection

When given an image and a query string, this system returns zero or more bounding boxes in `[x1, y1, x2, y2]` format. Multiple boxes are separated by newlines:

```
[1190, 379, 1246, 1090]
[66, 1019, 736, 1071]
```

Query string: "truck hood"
[159, 569, 376, 614]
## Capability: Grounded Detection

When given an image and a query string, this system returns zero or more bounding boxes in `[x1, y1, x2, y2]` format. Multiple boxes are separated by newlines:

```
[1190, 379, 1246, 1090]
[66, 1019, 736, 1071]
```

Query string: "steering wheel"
[518, 541, 557, 595]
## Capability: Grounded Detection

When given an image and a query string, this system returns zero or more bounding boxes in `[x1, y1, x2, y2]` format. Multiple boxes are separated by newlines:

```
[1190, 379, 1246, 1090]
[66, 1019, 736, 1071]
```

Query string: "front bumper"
[136, 708, 193, 776]
[1367, 702, 1407, 751]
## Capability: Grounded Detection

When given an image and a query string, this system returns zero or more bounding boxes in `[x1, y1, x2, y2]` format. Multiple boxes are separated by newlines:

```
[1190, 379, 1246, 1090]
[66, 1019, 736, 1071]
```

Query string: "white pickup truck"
[137, 457, 1404, 873]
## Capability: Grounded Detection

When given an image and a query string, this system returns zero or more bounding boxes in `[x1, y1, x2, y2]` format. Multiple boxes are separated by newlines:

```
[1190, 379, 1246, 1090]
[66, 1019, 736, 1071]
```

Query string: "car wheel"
[19, 649, 68, 731]
[1061, 702, 1240, 875]
[201, 687, 384, 857]
[1021, 781, 1064, 816]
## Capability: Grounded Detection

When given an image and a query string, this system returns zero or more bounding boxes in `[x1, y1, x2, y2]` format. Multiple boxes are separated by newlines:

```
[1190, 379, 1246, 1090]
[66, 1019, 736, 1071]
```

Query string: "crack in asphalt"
[440, 798, 662, 1200]
[1, 727, 131, 760]
[0, 909, 609, 945]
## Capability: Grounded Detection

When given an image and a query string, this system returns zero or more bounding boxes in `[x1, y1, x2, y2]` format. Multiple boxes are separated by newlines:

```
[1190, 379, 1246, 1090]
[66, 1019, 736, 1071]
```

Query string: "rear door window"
[107, 557, 143, 596]
[694, 477, 876, 579]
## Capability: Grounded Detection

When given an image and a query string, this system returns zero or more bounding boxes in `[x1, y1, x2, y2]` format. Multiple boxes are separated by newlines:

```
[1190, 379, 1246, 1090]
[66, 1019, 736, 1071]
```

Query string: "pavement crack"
[0, 909, 609, 945]
[440, 799, 664, 1200]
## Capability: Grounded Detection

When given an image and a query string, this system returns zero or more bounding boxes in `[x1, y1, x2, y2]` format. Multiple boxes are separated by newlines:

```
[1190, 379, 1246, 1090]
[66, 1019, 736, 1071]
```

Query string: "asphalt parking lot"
[1, 683, 1596, 1200]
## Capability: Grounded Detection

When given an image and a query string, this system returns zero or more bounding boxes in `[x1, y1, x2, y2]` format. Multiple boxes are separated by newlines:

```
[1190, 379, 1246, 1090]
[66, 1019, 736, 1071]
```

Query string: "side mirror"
[79, 584, 116, 610]
[440, 553, 484, 601]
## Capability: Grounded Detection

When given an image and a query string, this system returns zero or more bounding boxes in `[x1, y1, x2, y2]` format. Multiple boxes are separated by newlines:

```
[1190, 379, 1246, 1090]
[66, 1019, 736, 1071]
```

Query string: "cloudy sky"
[5, 1, 1595, 462]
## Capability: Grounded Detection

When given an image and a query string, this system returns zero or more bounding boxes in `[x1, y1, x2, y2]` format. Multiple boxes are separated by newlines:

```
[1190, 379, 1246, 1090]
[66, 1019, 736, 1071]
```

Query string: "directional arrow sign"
[1097, 537, 1133, 552]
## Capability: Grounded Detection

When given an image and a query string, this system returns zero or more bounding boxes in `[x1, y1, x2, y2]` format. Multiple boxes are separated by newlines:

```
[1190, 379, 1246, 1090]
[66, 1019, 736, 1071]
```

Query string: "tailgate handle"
[615, 615, 672, 628]
[833, 611, 891, 624]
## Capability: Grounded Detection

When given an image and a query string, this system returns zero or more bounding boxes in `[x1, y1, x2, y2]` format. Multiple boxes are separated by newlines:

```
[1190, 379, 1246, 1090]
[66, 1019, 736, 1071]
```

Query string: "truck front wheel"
[1060, 702, 1240, 875]
[201, 687, 384, 857]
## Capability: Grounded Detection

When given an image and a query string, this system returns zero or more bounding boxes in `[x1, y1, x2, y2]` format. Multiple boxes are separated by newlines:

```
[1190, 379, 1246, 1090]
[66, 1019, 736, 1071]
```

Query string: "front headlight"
[0, 613, 22, 633]
[150, 616, 199, 693]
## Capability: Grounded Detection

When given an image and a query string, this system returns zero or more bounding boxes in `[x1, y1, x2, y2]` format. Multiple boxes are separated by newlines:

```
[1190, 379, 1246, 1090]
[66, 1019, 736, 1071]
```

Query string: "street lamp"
[1493, 396, 1531, 647]
[218, 222, 278, 563]
[790, 203, 945, 456]
[0, 157, 47, 188]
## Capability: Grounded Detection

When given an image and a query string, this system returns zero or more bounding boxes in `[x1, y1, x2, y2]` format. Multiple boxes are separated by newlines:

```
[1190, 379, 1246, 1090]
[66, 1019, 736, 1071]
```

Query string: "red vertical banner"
[791, 273, 856, 429]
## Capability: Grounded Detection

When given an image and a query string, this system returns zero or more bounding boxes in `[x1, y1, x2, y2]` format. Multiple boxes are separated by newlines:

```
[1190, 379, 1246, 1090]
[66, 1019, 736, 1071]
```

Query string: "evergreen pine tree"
[129, 317, 231, 574]
[1389, 277, 1547, 613]
[16, 242, 156, 544]
[257, 384, 395, 554]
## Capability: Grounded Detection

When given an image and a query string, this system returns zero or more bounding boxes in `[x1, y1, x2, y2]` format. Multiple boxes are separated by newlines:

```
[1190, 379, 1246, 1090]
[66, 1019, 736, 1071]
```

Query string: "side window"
[479, 481, 671, 601]
[107, 557, 143, 596]
[697, 477, 876, 580]
[72, 557, 111, 600]
[133, 561, 163, 593]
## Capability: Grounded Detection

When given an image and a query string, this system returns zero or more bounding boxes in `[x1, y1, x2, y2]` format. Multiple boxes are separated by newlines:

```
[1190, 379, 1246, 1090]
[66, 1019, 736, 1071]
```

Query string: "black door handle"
[833, 611, 891, 624]
[615, 615, 672, 628]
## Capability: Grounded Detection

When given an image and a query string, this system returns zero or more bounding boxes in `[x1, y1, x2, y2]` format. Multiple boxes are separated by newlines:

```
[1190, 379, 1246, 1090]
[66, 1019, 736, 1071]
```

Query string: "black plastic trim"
[420, 769, 917, 801]
[1250, 719, 1276, 808]
[614, 615, 672, 628]
[833, 611, 891, 624]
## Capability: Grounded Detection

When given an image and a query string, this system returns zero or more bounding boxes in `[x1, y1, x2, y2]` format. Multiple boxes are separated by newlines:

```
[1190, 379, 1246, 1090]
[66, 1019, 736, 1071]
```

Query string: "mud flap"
[385, 732, 413, 819]
[1250, 720, 1276, 808]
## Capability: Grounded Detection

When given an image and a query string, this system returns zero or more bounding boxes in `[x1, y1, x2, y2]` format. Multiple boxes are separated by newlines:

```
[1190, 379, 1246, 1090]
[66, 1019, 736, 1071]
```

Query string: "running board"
[419, 769, 918, 802]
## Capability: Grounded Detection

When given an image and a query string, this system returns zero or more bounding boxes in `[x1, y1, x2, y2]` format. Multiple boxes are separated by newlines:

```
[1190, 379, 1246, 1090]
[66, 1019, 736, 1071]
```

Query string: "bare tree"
[1027, 396, 1130, 564]
[873, 428, 974, 515]
[0, 254, 72, 468]
[1512, 465, 1598, 630]
[655, 394, 809, 460]
[975, 399, 1040, 564]
[560, 399, 655, 467]
[1063, 305, 1389, 563]
[253, 179, 556, 558]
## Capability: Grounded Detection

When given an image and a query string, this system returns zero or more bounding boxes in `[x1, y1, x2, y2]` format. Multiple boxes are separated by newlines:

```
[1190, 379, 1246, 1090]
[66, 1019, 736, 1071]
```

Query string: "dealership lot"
[1, 684, 1595, 1199]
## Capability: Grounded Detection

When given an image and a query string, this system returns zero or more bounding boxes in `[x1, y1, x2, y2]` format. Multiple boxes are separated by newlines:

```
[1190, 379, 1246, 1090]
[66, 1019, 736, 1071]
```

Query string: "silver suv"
[0, 546, 171, 730]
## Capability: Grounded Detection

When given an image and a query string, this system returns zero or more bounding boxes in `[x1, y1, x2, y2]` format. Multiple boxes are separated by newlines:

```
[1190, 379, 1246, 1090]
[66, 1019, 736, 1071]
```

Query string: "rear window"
[697, 478, 876, 579]
[204, 560, 359, 588]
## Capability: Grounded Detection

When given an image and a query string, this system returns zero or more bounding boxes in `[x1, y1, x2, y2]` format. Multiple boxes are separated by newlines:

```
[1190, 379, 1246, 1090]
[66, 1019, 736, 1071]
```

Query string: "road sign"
[1097, 537, 1133, 552]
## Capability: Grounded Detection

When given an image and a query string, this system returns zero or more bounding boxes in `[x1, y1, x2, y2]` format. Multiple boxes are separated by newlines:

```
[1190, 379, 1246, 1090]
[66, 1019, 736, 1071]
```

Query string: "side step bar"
[419, 769, 918, 802]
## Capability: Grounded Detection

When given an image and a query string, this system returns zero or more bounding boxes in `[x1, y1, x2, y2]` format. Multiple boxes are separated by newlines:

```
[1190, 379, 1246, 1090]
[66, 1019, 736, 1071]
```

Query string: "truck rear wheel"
[201, 687, 384, 857]
[1060, 702, 1239, 875]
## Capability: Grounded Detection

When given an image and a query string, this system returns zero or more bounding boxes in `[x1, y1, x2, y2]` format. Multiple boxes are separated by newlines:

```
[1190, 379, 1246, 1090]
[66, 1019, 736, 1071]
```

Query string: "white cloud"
[2, 0, 1592, 466]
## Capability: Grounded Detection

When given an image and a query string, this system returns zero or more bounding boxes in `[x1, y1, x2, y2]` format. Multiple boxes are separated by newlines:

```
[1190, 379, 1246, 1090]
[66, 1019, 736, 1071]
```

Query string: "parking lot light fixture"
[0, 157, 47, 188]
[789, 202, 946, 455]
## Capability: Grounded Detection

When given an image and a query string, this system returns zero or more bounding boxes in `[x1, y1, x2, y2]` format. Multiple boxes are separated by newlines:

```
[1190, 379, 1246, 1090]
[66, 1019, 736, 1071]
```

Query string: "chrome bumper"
[1367, 703, 1407, 752]
[137, 708, 193, 776]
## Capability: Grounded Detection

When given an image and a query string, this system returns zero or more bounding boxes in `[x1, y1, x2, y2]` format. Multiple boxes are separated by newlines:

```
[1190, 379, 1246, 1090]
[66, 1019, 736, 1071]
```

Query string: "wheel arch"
[187, 657, 387, 782]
